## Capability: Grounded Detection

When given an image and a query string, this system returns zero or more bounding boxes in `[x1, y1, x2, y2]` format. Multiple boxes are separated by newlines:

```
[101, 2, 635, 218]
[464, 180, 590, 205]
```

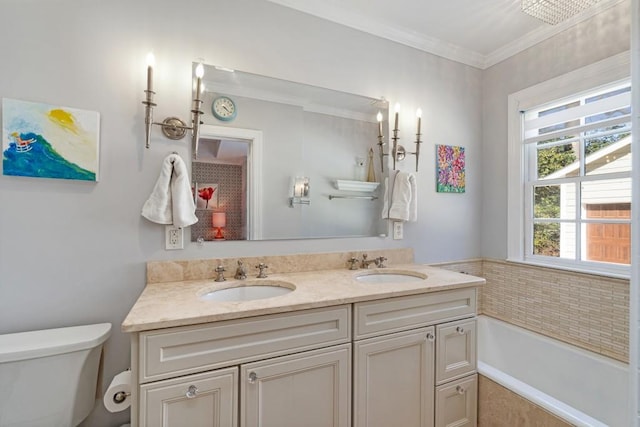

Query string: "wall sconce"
[212, 211, 226, 240]
[377, 104, 422, 172]
[289, 176, 310, 208]
[142, 52, 204, 151]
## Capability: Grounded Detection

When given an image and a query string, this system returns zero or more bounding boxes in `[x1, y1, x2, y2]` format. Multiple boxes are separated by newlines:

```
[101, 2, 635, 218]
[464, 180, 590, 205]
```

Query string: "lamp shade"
[212, 212, 226, 228]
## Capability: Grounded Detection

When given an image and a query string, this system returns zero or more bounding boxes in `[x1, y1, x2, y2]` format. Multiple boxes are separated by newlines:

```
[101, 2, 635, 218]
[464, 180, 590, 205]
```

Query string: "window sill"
[505, 257, 630, 281]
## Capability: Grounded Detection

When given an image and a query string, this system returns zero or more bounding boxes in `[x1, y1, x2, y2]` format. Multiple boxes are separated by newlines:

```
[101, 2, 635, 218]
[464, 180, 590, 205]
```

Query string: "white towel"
[141, 154, 198, 228]
[386, 171, 417, 222]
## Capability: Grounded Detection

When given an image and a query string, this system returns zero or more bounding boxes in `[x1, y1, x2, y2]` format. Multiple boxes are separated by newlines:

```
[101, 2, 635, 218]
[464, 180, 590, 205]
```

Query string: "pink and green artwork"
[436, 144, 465, 193]
[2, 98, 100, 181]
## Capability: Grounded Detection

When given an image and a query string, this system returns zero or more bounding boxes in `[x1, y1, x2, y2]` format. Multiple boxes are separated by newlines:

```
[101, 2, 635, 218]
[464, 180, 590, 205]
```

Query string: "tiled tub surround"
[128, 248, 481, 332]
[478, 376, 572, 427]
[433, 258, 629, 362]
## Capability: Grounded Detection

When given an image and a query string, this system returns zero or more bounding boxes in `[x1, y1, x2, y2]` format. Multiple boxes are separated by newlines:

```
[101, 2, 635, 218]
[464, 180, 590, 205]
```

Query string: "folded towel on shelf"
[141, 153, 198, 228]
[383, 171, 417, 222]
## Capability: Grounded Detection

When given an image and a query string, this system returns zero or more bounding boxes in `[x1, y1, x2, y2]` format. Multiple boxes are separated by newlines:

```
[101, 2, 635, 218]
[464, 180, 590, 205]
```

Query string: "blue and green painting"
[2, 98, 100, 181]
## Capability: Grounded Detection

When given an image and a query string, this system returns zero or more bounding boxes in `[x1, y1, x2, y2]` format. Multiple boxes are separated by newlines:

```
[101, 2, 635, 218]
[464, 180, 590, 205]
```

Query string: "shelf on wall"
[334, 179, 380, 192]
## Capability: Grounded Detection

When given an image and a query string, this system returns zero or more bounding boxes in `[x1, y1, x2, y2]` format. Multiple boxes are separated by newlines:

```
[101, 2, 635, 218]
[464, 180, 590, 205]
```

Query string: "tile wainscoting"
[433, 259, 629, 362]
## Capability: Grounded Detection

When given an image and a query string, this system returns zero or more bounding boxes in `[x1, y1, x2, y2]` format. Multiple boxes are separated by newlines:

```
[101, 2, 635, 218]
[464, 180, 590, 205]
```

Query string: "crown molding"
[267, 0, 627, 70]
[266, 0, 486, 68]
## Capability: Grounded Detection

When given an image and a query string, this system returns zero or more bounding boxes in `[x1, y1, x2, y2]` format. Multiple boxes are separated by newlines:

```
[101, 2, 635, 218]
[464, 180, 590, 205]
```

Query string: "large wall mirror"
[191, 64, 389, 242]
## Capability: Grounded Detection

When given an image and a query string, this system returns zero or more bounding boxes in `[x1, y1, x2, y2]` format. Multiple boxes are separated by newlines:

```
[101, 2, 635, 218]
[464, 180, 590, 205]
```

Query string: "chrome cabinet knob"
[185, 385, 198, 398]
[456, 385, 466, 395]
[426, 333, 435, 342]
[248, 372, 258, 384]
[456, 326, 465, 334]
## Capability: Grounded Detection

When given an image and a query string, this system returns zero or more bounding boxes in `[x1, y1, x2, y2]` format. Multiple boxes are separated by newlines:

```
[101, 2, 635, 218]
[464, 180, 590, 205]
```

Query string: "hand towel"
[141, 154, 198, 228]
[387, 171, 417, 222]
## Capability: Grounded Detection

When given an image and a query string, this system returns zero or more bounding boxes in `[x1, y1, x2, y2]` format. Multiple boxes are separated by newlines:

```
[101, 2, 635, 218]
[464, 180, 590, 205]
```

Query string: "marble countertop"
[122, 264, 485, 333]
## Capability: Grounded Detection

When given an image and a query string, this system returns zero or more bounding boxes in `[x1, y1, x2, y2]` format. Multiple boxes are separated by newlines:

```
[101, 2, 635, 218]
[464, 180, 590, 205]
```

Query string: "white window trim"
[507, 51, 631, 278]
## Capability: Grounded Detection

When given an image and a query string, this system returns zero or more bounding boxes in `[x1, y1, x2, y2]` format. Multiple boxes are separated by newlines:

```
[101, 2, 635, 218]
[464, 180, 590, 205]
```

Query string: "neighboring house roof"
[545, 134, 631, 180]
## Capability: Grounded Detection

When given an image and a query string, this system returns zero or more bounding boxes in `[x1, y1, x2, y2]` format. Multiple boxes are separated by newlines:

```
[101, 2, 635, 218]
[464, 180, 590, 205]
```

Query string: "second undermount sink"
[355, 270, 427, 284]
[199, 280, 295, 302]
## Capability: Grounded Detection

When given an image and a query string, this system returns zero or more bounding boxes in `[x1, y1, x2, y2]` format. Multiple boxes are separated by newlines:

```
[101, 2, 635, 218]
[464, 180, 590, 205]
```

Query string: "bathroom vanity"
[123, 251, 483, 427]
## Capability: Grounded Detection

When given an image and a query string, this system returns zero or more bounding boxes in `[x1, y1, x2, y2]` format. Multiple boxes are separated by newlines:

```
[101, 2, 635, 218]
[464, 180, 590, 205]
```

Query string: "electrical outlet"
[393, 221, 403, 240]
[165, 225, 184, 250]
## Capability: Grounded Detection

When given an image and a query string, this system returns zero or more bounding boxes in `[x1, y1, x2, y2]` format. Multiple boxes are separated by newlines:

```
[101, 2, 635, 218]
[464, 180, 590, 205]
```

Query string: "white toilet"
[0, 322, 112, 427]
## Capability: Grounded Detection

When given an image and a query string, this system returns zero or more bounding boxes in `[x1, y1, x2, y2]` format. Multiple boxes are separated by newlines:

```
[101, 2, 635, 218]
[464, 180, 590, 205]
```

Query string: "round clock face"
[212, 96, 237, 121]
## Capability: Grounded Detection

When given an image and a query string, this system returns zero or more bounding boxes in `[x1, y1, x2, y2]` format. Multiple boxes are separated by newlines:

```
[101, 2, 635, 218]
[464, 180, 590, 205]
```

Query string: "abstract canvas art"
[436, 144, 465, 193]
[2, 98, 100, 181]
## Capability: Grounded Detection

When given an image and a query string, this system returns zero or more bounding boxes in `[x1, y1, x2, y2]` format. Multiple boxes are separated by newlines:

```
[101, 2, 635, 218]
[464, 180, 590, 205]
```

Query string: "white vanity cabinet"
[130, 287, 478, 427]
[353, 287, 478, 427]
[131, 305, 352, 427]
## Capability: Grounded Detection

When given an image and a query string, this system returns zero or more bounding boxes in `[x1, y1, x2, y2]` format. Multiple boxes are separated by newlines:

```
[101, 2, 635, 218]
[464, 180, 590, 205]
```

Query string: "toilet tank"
[0, 323, 112, 427]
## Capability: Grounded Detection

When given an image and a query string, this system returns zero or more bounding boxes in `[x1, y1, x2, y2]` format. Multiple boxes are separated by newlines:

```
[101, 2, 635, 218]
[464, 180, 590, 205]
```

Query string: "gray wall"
[481, 0, 631, 259]
[0, 1, 482, 425]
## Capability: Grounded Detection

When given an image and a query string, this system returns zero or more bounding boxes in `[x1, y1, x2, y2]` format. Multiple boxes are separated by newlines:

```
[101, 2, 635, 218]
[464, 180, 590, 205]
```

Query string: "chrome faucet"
[375, 256, 387, 268]
[255, 263, 269, 278]
[361, 254, 377, 269]
[234, 260, 247, 280]
[214, 265, 226, 282]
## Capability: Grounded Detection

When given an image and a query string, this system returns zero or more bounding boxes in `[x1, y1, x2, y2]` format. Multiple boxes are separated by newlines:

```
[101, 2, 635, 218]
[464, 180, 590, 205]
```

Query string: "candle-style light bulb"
[376, 111, 383, 138]
[416, 108, 422, 118]
[416, 108, 422, 141]
[195, 62, 205, 78]
[145, 52, 155, 93]
[194, 62, 204, 100]
[376, 111, 383, 122]
[393, 103, 400, 131]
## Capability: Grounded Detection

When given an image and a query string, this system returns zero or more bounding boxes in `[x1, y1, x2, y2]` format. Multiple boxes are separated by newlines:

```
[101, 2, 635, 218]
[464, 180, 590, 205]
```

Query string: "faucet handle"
[214, 265, 226, 282]
[255, 263, 269, 278]
[347, 257, 359, 270]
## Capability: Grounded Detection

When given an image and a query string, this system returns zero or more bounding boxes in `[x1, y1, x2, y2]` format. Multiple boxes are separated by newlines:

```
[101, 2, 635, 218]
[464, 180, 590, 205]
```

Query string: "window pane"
[536, 143, 579, 179]
[534, 184, 575, 219]
[582, 221, 631, 265]
[533, 222, 575, 259]
[581, 178, 631, 213]
[584, 132, 631, 175]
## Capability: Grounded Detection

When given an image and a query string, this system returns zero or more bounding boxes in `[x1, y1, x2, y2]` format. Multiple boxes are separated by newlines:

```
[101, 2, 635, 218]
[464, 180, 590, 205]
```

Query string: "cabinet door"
[139, 367, 238, 427]
[436, 318, 476, 384]
[435, 374, 477, 427]
[354, 327, 435, 427]
[241, 344, 351, 427]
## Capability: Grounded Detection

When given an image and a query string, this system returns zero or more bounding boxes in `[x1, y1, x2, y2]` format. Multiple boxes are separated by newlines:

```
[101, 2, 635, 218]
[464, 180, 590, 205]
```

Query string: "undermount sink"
[355, 270, 427, 284]
[199, 281, 295, 302]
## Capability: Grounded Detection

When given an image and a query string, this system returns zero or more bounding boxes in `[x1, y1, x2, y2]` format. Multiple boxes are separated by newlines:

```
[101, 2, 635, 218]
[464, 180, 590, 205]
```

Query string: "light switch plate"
[393, 221, 403, 240]
[165, 225, 184, 250]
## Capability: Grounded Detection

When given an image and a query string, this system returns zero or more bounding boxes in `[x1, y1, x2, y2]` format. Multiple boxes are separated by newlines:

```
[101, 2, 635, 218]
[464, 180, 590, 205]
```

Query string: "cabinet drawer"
[139, 305, 351, 383]
[354, 288, 476, 340]
[435, 374, 477, 427]
[436, 318, 477, 385]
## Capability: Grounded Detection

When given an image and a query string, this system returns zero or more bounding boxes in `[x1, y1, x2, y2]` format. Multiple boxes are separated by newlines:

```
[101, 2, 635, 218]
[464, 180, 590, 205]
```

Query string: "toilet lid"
[0, 323, 112, 362]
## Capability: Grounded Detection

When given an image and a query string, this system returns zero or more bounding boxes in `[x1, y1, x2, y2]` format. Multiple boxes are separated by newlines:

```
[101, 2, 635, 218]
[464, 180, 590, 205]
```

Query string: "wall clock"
[212, 96, 237, 121]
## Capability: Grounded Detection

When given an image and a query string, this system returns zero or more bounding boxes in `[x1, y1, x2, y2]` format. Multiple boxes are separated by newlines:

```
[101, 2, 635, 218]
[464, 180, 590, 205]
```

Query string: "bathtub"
[477, 315, 629, 427]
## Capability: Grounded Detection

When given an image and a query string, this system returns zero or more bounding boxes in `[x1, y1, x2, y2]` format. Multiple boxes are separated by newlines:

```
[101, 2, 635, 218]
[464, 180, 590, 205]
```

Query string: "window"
[507, 53, 631, 276]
